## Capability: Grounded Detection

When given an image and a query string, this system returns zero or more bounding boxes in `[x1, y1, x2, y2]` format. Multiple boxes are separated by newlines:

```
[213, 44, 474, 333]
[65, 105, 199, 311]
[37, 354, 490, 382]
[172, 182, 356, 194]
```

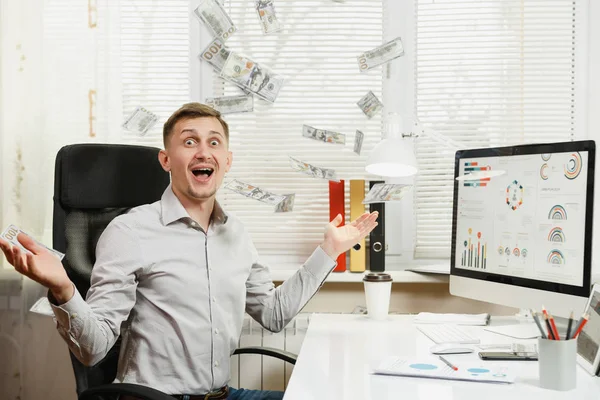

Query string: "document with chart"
[373, 357, 516, 383]
[454, 151, 588, 287]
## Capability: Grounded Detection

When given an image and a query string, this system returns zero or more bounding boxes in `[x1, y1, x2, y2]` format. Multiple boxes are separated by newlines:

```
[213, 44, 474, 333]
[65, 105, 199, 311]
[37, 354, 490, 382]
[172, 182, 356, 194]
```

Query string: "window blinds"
[115, 0, 191, 144]
[99, 1, 385, 266]
[206, 1, 384, 265]
[414, 0, 583, 259]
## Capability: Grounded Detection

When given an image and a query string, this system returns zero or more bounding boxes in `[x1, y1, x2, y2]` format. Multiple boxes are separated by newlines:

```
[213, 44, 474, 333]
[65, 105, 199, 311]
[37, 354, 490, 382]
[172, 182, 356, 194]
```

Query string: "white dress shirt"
[50, 185, 336, 394]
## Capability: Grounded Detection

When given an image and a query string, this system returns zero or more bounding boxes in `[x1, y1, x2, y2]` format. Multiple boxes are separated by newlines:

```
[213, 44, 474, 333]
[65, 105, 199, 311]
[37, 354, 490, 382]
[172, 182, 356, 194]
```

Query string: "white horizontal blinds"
[210, 1, 383, 263]
[118, 0, 191, 144]
[414, 0, 579, 259]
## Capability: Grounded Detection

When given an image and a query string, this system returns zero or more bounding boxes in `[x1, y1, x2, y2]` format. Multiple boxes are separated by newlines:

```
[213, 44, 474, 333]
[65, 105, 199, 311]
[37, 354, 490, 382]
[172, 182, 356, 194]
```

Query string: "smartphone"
[478, 351, 538, 361]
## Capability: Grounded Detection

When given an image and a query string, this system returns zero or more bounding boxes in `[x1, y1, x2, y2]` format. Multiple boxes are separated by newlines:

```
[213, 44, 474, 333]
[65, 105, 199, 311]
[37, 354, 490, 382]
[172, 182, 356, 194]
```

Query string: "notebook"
[415, 312, 491, 326]
[373, 356, 515, 384]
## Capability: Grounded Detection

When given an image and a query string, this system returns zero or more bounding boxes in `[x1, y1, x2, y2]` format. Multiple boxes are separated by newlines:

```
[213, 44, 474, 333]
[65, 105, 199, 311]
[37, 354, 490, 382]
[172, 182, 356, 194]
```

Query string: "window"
[201, 1, 385, 266]
[413, 0, 587, 259]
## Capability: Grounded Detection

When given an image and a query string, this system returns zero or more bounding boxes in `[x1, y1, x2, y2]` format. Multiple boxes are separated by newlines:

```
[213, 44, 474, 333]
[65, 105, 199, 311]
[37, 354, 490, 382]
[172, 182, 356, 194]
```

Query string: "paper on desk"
[415, 312, 491, 326]
[484, 323, 541, 339]
[373, 356, 515, 384]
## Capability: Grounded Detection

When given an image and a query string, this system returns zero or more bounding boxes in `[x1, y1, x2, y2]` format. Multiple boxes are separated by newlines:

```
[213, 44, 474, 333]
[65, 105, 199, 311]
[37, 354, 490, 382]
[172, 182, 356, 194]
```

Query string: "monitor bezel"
[451, 140, 596, 298]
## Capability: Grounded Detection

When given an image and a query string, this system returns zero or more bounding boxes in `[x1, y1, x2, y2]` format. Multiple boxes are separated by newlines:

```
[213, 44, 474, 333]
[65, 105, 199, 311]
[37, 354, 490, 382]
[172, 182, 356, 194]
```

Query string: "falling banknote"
[363, 183, 412, 204]
[302, 125, 346, 145]
[199, 38, 231, 72]
[357, 37, 404, 73]
[206, 95, 254, 114]
[220, 53, 284, 103]
[256, 0, 282, 34]
[1, 224, 65, 260]
[275, 193, 295, 213]
[225, 179, 285, 206]
[122, 106, 158, 136]
[357, 91, 384, 118]
[354, 130, 364, 155]
[289, 156, 339, 182]
[194, 0, 237, 41]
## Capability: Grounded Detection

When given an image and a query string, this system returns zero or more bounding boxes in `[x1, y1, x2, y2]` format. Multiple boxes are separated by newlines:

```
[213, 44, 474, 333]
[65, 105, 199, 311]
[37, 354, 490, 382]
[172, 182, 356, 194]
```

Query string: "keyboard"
[417, 324, 481, 344]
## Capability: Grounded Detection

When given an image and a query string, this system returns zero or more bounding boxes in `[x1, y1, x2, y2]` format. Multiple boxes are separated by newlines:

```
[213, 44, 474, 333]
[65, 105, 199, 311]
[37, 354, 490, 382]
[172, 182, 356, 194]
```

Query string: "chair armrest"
[79, 382, 176, 400]
[233, 346, 297, 365]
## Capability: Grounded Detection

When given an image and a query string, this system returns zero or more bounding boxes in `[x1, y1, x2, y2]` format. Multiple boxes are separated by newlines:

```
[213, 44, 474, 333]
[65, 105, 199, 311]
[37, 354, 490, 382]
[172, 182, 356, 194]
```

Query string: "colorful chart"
[521, 249, 528, 258]
[460, 228, 487, 269]
[409, 363, 438, 371]
[564, 152, 582, 180]
[513, 248, 520, 257]
[463, 162, 492, 187]
[506, 180, 524, 210]
[540, 163, 549, 180]
[547, 249, 565, 265]
[548, 205, 567, 220]
[548, 227, 565, 242]
[541, 154, 551, 161]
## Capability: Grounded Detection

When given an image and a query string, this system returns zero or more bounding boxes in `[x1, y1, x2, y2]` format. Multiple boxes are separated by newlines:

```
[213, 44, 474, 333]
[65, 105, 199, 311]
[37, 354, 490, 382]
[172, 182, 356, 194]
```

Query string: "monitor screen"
[451, 141, 595, 298]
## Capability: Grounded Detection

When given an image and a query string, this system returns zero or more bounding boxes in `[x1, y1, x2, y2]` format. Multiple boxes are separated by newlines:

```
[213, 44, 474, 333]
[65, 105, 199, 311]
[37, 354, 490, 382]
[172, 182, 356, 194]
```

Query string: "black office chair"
[53, 144, 296, 400]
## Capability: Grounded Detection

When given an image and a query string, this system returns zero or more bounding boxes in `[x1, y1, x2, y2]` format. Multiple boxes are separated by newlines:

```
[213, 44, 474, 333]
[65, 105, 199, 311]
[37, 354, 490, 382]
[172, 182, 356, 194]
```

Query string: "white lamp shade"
[365, 137, 418, 177]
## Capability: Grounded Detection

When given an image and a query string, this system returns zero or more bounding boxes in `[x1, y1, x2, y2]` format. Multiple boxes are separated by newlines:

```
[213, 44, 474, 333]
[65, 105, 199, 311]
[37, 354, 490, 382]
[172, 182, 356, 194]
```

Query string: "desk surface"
[284, 314, 600, 400]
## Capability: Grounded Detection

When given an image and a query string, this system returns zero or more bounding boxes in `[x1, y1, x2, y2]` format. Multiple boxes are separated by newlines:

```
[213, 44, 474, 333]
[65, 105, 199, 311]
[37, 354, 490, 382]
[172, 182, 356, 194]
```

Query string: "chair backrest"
[53, 144, 170, 396]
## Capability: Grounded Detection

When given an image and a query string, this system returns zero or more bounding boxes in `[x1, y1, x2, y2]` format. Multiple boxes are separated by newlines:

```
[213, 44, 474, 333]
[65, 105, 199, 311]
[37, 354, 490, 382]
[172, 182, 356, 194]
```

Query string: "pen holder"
[538, 338, 577, 391]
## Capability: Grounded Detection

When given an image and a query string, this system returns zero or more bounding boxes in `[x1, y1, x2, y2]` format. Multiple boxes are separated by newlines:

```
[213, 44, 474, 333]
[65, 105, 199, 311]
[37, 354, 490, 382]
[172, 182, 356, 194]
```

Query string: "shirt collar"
[160, 184, 228, 226]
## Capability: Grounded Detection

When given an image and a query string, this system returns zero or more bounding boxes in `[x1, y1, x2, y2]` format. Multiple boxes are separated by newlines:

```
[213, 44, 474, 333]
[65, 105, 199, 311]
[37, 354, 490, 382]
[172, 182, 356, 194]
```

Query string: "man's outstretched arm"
[245, 211, 379, 332]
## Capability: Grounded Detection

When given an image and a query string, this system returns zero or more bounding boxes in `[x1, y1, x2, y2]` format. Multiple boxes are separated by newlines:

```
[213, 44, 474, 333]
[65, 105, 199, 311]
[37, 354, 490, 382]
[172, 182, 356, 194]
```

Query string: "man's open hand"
[320, 212, 379, 260]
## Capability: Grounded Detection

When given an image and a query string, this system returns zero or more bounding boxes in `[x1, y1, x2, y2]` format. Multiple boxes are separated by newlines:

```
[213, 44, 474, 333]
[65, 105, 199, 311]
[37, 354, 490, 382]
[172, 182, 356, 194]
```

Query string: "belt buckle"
[204, 386, 228, 399]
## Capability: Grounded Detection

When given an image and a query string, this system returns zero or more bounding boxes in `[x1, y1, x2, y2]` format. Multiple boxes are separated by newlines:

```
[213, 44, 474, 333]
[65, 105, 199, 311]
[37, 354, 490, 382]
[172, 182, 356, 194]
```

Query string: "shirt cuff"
[48, 285, 87, 332]
[304, 246, 337, 281]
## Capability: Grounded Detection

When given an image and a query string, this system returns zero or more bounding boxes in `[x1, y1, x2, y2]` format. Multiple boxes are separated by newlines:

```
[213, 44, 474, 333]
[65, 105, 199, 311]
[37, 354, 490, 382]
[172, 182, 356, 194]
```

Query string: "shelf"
[271, 269, 449, 283]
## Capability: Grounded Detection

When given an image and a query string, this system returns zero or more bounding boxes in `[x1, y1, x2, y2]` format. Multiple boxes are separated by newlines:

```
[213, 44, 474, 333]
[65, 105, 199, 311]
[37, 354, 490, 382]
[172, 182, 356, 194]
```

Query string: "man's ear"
[225, 150, 233, 173]
[158, 149, 170, 172]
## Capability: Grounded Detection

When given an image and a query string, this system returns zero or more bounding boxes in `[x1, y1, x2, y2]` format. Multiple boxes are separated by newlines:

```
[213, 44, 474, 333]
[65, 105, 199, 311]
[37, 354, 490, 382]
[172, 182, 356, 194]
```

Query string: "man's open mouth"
[191, 167, 214, 182]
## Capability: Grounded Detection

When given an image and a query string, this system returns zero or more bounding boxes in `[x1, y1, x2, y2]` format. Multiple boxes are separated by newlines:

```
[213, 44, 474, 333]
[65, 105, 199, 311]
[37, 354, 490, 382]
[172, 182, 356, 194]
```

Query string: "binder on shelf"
[369, 180, 385, 272]
[349, 180, 366, 272]
[329, 180, 346, 272]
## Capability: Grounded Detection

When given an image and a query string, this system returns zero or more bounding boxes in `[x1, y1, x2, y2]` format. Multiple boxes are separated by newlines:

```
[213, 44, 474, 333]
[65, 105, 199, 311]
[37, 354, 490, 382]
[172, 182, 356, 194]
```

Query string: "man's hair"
[163, 102, 229, 148]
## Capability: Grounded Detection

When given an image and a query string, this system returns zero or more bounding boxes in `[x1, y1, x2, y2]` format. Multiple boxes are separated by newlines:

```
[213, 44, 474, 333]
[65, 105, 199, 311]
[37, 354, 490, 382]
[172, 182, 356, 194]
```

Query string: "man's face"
[159, 117, 232, 203]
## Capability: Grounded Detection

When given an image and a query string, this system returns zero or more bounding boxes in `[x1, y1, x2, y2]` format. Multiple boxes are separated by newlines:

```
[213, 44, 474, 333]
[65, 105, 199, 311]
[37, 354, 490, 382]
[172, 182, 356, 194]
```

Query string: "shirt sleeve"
[244, 242, 337, 333]
[50, 219, 143, 366]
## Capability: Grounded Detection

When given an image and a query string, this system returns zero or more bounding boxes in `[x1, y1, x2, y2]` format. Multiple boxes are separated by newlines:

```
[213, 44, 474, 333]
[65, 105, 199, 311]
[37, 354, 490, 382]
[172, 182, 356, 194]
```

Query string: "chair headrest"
[55, 144, 171, 209]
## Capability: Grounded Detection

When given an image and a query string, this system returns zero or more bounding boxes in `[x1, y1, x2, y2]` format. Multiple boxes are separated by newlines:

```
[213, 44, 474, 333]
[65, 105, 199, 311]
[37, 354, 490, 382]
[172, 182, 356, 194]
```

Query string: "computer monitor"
[450, 140, 596, 318]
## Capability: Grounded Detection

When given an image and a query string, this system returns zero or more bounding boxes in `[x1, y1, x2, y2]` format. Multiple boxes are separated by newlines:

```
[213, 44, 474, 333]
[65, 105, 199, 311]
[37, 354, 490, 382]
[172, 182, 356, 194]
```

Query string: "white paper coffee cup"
[363, 273, 392, 320]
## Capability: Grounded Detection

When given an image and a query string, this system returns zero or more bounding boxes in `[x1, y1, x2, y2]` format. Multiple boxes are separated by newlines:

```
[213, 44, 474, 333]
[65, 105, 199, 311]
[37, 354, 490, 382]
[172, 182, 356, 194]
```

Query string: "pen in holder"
[538, 337, 577, 391]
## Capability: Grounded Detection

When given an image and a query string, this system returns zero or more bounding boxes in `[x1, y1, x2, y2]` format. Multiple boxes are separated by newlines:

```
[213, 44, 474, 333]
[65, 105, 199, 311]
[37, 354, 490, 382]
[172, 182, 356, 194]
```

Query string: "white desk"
[284, 314, 600, 400]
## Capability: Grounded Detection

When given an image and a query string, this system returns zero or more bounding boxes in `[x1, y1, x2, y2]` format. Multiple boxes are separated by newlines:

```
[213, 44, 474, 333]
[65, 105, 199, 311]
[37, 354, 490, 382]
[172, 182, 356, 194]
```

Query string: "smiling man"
[0, 102, 379, 400]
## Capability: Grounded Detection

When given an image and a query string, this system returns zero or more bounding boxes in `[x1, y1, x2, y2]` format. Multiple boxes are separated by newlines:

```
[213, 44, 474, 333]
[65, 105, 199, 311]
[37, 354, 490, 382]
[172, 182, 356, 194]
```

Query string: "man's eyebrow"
[208, 130, 225, 138]
[179, 128, 224, 138]
[180, 128, 198, 136]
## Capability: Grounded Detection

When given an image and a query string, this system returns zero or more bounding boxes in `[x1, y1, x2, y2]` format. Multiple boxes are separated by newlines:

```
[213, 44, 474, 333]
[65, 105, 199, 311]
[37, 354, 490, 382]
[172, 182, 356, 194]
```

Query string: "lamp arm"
[412, 119, 464, 151]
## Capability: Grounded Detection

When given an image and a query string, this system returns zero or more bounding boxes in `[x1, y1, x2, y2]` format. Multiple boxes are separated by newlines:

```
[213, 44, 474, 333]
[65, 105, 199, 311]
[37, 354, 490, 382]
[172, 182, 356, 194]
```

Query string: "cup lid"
[363, 272, 392, 282]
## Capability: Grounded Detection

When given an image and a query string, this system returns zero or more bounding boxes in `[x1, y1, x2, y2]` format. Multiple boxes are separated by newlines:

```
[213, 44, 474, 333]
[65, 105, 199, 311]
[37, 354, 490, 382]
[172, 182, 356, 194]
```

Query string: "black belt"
[120, 386, 229, 400]
[171, 386, 229, 400]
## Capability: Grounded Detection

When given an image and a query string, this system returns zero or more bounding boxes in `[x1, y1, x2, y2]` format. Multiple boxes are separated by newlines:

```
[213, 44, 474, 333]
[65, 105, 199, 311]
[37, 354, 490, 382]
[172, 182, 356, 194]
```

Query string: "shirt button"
[214, 361, 219, 367]
[212, 297, 216, 303]
[71, 313, 78, 319]
[214, 328, 219, 335]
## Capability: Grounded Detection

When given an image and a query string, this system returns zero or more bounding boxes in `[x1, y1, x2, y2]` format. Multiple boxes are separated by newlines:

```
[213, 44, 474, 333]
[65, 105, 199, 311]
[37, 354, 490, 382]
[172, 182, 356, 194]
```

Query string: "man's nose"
[194, 143, 212, 159]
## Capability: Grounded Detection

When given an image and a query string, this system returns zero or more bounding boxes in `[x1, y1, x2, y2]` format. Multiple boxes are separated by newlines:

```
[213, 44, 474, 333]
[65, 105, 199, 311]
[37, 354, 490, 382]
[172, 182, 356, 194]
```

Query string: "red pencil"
[543, 313, 555, 340]
[548, 313, 560, 340]
[572, 314, 590, 339]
